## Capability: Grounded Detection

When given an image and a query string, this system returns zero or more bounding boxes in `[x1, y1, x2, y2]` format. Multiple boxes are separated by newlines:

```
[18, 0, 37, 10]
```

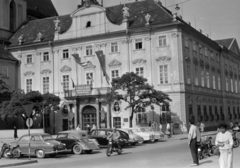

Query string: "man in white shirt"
[188, 119, 201, 166]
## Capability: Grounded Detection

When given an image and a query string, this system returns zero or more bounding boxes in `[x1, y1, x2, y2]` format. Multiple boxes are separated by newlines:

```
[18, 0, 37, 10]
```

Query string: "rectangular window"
[86, 72, 93, 85]
[201, 70, 204, 87]
[216, 54, 220, 62]
[43, 77, 49, 94]
[159, 65, 168, 84]
[63, 49, 69, 59]
[86, 46, 93, 56]
[135, 39, 143, 49]
[63, 75, 69, 90]
[26, 79, 32, 93]
[218, 76, 221, 90]
[186, 64, 191, 84]
[2, 66, 8, 78]
[206, 71, 210, 88]
[231, 79, 233, 92]
[185, 38, 189, 48]
[235, 80, 238, 93]
[26, 54, 32, 64]
[136, 67, 144, 77]
[111, 70, 119, 79]
[159, 35, 167, 47]
[113, 117, 121, 128]
[195, 67, 198, 86]
[111, 42, 118, 53]
[226, 78, 228, 91]
[193, 41, 196, 51]
[205, 48, 208, 56]
[43, 52, 49, 62]
[213, 75, 216, 89]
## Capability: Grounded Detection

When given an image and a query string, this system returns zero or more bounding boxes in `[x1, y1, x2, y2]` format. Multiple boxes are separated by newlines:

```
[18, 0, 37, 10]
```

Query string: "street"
[12, 137, 240, 168]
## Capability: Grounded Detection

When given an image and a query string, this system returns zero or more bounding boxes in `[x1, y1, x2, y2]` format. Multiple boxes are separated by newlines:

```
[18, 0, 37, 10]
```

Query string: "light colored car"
[129, 128, 155, 142]
[120, 128, 144, 145]
[140, 127, 164, 141]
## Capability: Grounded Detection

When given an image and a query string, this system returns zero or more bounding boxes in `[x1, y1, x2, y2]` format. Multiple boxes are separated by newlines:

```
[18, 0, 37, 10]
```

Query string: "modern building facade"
[8, 0, 240, 134]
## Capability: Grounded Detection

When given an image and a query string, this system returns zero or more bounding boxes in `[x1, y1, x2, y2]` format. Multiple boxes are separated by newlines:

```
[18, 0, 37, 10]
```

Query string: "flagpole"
[76, 61, 79, 86]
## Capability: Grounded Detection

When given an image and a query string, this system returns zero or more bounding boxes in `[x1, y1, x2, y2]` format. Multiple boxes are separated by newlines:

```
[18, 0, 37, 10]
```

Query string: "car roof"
[21, 133, 50, 136]
[58, 130, 88, 137]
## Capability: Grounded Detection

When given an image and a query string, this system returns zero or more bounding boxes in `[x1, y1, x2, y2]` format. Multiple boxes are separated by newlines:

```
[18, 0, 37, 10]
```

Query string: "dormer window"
[86, 21, 91, 28]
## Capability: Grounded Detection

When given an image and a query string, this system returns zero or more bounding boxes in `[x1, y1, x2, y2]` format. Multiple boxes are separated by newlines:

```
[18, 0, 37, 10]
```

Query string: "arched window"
[9, 0, 16, 30]
[86, 21, 91, 28]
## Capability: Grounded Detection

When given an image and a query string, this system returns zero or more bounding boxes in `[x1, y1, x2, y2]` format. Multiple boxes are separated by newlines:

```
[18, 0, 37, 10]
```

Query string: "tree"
[0, 90, 60, 122]
[107, 72, 171, 127]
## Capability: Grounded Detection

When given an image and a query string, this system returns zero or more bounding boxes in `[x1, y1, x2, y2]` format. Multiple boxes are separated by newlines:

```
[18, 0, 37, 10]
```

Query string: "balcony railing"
[64, 87, 111, 98]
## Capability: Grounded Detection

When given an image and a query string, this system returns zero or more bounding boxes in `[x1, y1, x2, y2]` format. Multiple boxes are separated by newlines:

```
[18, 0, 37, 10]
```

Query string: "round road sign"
[26, 118, 33, 127]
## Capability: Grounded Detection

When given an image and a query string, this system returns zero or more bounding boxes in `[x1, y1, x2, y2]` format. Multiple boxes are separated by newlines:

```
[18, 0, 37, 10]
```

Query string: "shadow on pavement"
[199, 160, 213, 165]
[109, 152, 132, 157]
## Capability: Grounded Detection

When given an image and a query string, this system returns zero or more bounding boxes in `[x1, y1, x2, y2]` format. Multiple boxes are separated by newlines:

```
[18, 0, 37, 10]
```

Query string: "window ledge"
[61, 58, 71, 61]
[109, 52, 120, 55]
[25, 63, 34, 65]
[157, 83, 170, 86]
[156, 45, 170, 48]
[41, 61, 51, 63]
[133, 49, 145, 51]
[84, 55, 95, 57]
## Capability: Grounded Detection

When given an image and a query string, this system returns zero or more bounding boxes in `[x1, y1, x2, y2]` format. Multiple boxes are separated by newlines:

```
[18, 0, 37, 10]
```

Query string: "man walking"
[188, 119, 201, 166]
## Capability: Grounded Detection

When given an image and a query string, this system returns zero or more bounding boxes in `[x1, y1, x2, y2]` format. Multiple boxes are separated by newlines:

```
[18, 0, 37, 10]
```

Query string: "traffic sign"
[26, 118, 33, 127]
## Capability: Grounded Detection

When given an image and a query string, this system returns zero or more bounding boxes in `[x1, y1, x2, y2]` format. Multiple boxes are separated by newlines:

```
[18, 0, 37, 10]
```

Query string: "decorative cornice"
[171, 32, 179, 37]
[60, 65, 72, 72]
[132, 59, 147, 65]
[41, 69, 52, 75]
[109, 59, 122, 68]
[36, 52, 41, 56]
[144, 37, 151, 41]
[83, 62, 96, 70]
[121, 39, 132, 44]
[54, 49, 59, 53]
[156, 56, 171, 63]
[24, 71, 35, 77]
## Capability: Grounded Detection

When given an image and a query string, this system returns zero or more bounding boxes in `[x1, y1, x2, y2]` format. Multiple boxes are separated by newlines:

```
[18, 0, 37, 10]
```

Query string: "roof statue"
[81, 0, 100, 8]
[35, 32, 43, 42]
[18, 35, 24, 45]
[122, 4, 130, 21]
[145, 13, 151, 25]
[54, 18, 61, 33]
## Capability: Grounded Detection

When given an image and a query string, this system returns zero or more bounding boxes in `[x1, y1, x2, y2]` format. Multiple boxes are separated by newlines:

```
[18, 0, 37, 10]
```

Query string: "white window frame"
[135, 67, 144, 78]
[63, 49, 69, 59]
[26, 54, 32, 64]
[135, 38, 143, 50]
[62, 75, 69, 91]
[206, 71, 210, 88]
[201, 70, 205, 87]
[86, 72, 94, 85]
[26, 78, 32, 93]
[212, 75, 216, 90]
[226, 78, 229, 91]
[193, 41, 196, 51]
[231, 79, 233, 92]
[43, 52, 49, 62]
[235, 80, 238, 93]
[195, 67, 198, 86]
[2, 66, 8, 78]
[86, 46, 93, 56]
[110, 42, 118, 53]
[159, 35, 167, 47]
[186, 64, 191, 84]
[185, 37, 189, 48]
[43, 76, 50, 94]
[218, 76, 221, 91]
[111, 69, 119, 80]
[159, 64, 169, 85]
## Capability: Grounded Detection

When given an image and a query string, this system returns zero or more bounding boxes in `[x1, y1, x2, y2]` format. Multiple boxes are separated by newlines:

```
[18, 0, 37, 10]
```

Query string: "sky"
[51, 0, 240, 43]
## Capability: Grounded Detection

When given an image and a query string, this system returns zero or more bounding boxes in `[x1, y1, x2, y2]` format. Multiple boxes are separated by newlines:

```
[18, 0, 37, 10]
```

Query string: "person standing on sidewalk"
[188, 119, 201, 166]
[13, 126, 18, 140]
[200, 122, 205, 133]
[215, 123, 233, 168]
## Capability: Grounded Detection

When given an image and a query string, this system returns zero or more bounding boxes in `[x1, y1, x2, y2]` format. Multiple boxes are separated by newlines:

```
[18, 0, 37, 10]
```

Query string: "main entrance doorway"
[82, 105, 97, 130]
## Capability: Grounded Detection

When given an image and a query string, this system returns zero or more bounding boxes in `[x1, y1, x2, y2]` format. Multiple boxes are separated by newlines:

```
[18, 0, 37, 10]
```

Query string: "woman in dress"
[215, 123, 233, 168]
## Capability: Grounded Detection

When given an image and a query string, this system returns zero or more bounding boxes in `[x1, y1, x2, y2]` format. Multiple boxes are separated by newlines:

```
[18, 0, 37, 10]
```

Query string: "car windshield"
[132, 129, 140, 133]
[42, 135, 54, 141]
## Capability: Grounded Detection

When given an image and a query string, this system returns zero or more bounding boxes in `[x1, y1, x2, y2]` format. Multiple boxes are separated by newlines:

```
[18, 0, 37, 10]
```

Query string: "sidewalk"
[169, 131, 217, 140]
[0, 159, 38, 168]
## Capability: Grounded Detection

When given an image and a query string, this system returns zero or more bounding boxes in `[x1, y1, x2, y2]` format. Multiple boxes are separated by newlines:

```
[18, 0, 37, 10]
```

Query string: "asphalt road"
[13, 136, 240, 168]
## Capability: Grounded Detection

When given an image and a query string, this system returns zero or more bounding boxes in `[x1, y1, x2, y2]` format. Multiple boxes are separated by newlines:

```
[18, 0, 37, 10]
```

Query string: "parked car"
[55, 130, 99, 155]
[120, 128, 144, 145]
[140, 127, 165, 141]
[89, 129, 129, 147]
[129, 128, 155, 142]
[11, 133, 66, 159]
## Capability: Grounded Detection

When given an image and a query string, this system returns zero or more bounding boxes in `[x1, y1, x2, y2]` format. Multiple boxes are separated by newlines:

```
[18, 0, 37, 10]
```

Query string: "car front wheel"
[36, 150, 45, 159]
[72, 144, 82, 155]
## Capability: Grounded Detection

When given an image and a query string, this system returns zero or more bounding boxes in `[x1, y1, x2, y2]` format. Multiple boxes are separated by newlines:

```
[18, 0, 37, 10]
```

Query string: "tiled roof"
[215, 38, 234, 49]
[9, 0, 173, 47]
[9, 15, 72, 46]
[0, 44, 18, 62]
[26, 0, 58, 18]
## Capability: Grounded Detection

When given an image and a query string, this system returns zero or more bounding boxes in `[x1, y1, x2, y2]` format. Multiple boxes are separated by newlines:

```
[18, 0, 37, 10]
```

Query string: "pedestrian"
[215, 123, 233, 168]
[76, 124, 81, 131]
[188, 119, 201, 166]
[91, 123, 96, 131]
[87, 124, 91, 135]
[200, 122, 205, 133]
[14, 126, 18, 140]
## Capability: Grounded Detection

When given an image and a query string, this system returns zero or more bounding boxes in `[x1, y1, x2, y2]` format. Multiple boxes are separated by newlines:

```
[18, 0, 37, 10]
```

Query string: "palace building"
[8, 0, 240, 134]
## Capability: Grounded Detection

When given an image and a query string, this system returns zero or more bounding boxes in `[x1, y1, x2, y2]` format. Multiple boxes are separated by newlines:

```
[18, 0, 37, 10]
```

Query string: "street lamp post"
[42, 101, 46, 133]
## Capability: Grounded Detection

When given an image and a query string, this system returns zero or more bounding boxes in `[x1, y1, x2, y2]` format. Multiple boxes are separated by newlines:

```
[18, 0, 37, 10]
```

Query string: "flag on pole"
[72, 53, 89, 67]
[71, 78, 75, 88]
[95, 50, 110, 85]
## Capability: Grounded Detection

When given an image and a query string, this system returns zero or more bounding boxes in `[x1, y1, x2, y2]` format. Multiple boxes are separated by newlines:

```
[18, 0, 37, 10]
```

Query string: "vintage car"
[89, 129, 129, 147]
[120, 128, 144, 145]
[55, 130, 99, 155]
[129, 128, 155, 142]
[140, 127, 165, 141]
[11, 133, 66, 159]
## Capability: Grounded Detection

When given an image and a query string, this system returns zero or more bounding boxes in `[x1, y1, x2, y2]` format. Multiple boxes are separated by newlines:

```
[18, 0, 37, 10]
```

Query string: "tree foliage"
[106, 72, 171, 127]
[0, 90, 60, 121]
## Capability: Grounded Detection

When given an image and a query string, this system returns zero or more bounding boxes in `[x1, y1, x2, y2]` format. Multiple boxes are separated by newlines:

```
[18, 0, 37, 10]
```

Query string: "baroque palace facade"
[8, 0, 240, 134]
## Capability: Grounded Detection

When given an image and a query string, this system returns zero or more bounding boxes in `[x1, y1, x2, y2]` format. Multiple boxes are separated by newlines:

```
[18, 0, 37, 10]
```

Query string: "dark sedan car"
[89, 129, 129, 147]
[11, 133, 66, 159]
[55, 130, 99, 155]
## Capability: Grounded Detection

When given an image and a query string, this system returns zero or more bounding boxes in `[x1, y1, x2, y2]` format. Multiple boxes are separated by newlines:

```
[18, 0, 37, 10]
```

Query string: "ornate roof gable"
[83, 62, 96, 70]
[60, 65, 72, 72]
[41, 69, 52, 74]
[109, 59, 122, 68]
[156, 56, 171, 63]
[24, 71, 35, 77]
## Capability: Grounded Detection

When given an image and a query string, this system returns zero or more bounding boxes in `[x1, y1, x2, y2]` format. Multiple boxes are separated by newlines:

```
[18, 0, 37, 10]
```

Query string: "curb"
[0, 160, 38, 168]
